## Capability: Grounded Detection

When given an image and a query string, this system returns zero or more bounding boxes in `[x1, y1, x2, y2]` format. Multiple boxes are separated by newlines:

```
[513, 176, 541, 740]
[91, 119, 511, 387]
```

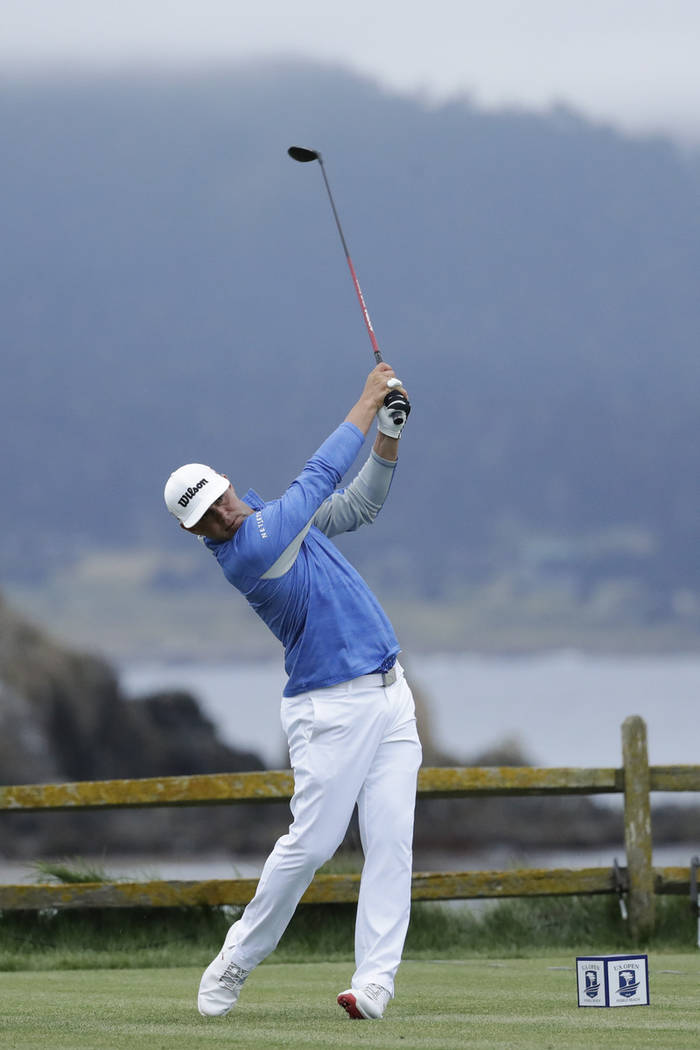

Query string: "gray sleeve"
[312, 450, 397, 537]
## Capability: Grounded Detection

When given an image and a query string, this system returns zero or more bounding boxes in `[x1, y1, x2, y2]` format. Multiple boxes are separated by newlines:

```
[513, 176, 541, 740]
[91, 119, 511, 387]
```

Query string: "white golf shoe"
[197, 940, 250, 1017]
[337, 983, 391, 1019]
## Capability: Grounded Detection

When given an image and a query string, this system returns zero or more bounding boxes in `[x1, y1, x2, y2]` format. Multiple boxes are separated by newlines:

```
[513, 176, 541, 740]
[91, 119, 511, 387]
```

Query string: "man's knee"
[278, 829, 344, 874]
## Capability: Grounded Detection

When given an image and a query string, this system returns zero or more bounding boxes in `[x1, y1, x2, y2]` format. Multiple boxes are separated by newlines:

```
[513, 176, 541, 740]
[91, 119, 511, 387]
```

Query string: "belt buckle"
[381, 666, 397, 687]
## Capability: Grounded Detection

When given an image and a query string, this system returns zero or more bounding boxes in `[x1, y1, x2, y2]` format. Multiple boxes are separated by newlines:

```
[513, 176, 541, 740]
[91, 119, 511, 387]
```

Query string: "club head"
[288, 145, 320, 163]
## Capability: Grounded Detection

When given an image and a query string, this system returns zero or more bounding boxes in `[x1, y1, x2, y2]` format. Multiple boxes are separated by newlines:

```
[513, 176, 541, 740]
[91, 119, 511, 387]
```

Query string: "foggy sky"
[2, 0, 699, 142]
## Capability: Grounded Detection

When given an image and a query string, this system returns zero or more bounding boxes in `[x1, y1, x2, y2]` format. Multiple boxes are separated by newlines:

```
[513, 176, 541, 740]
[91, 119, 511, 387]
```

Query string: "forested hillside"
[2, 62, 700, 613]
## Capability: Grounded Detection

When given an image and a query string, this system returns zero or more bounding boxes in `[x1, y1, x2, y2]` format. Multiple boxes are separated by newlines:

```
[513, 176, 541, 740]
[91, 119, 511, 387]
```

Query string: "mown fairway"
[2, 955, 699, 1050]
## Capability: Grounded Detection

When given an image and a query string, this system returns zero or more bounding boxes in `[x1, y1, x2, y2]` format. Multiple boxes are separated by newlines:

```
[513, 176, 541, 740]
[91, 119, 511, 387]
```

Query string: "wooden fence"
[1, 715, 698, 940]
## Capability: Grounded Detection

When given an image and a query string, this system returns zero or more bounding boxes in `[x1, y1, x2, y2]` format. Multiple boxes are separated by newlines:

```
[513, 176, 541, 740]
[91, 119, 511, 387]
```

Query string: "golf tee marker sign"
[576, 954, 649, 1007]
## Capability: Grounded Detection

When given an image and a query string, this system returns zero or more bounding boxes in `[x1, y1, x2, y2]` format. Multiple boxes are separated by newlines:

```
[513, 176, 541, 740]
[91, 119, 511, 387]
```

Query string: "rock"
[0, 679, 59, 784]
[0, 592, 262, 783]
[0, 592, 285, 859]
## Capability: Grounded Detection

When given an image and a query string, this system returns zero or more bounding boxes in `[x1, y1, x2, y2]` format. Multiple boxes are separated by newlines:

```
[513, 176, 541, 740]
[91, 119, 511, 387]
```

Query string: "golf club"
[287, 145, 409, 425]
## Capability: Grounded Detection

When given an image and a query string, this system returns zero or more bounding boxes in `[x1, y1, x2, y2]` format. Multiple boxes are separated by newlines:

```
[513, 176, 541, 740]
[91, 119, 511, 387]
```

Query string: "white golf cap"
[164, 463, 229, 528]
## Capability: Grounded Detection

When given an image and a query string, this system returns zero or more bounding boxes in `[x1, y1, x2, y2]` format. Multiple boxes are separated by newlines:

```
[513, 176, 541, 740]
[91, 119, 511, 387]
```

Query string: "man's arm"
[311, 448, 397, 537]
[313, 366, 410, 537]
[373, 430, 400, 463]
[230, 364, 409, 577]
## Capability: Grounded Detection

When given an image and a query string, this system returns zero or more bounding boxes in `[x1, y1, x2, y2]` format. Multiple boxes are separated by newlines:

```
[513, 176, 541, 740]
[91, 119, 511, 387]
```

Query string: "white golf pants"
[224, 662, 422, 994]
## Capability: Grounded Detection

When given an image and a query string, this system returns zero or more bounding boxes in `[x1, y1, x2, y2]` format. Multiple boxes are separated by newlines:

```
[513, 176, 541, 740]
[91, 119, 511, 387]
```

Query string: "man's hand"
[345, 363, 408, 436]
[360, 363, 405, 411]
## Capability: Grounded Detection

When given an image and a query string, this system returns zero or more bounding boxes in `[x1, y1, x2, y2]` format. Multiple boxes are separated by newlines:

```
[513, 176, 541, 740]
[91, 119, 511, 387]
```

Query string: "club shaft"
[318, 157, 383, 364]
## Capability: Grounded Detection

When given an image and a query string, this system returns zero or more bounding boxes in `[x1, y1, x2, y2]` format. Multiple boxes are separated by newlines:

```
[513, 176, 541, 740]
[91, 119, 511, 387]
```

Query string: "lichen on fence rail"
[1, 764, 697, 815]
[0, 771, 295, 812]
[0, 866, 690, 912]
[0, 765, 634, 813]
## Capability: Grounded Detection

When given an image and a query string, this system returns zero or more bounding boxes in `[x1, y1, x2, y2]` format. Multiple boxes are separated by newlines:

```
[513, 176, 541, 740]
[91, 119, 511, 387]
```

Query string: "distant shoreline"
[6, 581, 700, 664]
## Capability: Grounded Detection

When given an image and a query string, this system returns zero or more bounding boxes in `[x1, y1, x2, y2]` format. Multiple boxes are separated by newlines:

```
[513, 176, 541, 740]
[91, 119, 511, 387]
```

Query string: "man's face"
[183, 483, 239, 542]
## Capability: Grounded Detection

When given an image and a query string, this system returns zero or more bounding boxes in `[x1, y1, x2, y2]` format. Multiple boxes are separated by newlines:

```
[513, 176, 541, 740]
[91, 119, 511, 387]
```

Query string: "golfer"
[164, 363, 422, 1021]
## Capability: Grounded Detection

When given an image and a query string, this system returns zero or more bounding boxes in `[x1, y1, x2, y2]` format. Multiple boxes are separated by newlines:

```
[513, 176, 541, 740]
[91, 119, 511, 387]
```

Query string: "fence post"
[622, 715, 655, 941]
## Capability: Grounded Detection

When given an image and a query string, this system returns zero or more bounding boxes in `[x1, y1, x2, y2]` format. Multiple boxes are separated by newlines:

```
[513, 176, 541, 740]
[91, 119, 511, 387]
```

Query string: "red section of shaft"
[346, 256, 382, 363]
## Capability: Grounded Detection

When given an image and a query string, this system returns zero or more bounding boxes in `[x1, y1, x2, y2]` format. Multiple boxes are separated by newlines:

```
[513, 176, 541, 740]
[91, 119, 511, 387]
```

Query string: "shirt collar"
[241, 487, 264, 511]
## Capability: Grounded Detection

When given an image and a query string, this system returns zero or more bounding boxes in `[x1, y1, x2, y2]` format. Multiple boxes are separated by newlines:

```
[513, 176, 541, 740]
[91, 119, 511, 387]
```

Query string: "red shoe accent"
[337, 992, 364, 1019]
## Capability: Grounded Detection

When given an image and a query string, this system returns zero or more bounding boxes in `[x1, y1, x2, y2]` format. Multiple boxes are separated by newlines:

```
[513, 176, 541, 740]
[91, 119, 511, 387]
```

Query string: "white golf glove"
[377, 390, 411, 438]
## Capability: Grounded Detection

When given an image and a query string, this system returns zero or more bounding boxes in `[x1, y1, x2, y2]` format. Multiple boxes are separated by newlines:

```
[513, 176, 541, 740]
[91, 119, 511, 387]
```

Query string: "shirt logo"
[255, 511, 268, 539]
[178, 478, 208, 508]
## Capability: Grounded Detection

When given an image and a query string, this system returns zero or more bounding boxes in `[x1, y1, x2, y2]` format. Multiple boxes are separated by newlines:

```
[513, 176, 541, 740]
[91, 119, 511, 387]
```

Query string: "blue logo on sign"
[618, 969, 640, 998]
[584, 970, 600, 998]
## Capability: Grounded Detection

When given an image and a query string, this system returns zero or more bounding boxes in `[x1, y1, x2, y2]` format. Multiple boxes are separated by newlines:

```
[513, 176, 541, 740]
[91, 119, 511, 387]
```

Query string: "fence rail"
[2, 764, 698, 814]
[1, 716, 697, 939]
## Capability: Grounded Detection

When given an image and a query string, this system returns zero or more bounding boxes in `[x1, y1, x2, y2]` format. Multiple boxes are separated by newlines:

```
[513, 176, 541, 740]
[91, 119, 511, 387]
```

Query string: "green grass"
[1, 896, 696, 972]
[2, 895, 698, 1048]
[0, 906, 232, 972]
[2, 957, 700, 1050]
[30, 857, 118, 884]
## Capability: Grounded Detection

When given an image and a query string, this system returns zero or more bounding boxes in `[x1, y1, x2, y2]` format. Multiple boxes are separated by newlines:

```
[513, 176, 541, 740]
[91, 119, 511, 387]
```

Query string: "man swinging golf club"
[164, 362, 421, 1021]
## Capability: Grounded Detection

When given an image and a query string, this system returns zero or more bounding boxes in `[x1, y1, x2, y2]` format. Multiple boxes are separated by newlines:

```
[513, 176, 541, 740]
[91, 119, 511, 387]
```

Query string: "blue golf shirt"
[204, 422, 400, 696]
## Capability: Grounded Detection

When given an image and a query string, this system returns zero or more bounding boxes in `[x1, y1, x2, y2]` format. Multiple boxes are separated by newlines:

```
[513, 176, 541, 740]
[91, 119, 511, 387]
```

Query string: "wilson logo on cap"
[178, 478, 208, 508]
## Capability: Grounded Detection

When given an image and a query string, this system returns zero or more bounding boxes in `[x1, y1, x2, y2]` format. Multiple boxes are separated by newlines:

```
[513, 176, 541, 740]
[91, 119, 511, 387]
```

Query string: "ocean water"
[119, 650, 700, 774]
